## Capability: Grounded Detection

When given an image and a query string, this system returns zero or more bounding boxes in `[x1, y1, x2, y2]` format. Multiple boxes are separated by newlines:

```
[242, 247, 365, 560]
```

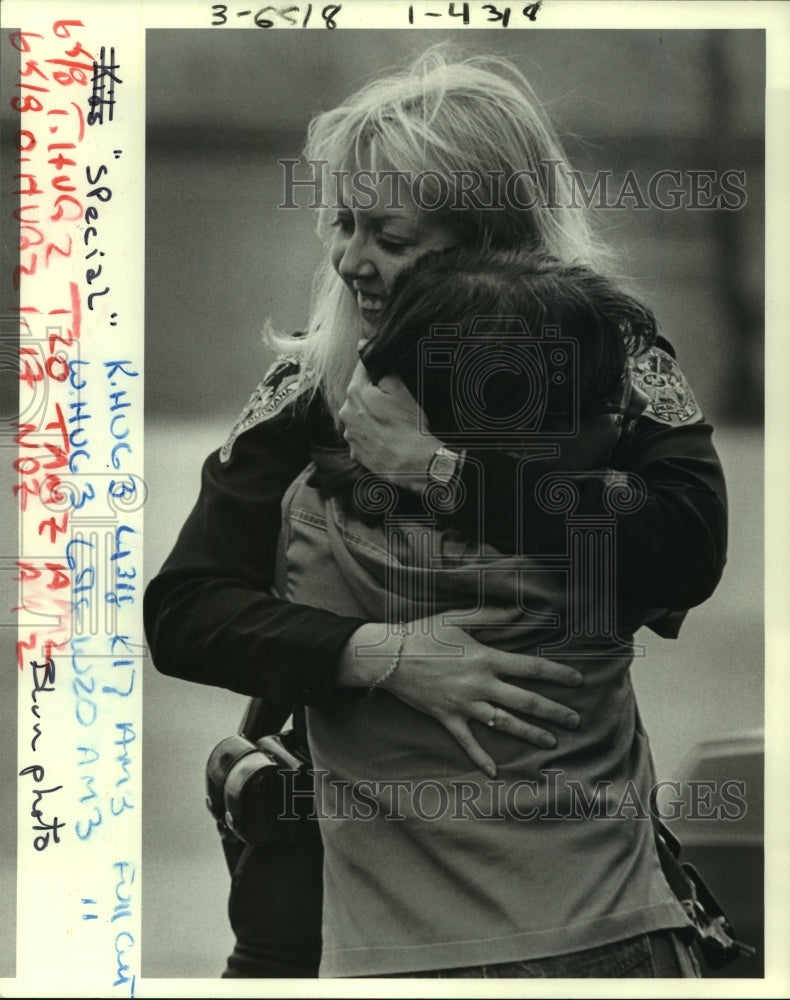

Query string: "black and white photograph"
[1, 2, 787, 995]
[142, 22, 765, 983]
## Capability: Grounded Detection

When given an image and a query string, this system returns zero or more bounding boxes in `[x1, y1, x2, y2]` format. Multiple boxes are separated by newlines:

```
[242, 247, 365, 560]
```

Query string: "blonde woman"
[145, 46, 726, 978]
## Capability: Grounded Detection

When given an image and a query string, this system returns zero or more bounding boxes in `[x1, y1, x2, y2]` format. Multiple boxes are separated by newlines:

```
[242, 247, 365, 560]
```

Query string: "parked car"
[665, 729, 764, 978]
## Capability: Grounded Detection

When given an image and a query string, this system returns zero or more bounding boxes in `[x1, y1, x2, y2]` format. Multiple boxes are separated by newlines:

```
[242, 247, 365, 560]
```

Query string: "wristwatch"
[426, 445, 463, 485]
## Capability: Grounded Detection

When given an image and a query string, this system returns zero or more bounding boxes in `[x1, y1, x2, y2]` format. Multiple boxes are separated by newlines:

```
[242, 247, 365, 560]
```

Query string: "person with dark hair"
[311, 244, 657, 523]
[144, 46, 727, 979]
[276, 245, 698, 979]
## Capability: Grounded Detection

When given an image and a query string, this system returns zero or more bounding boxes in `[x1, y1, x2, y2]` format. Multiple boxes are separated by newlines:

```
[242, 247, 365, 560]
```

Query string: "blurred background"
[144, 29, 764, 425]
[1, 27, 765, 982]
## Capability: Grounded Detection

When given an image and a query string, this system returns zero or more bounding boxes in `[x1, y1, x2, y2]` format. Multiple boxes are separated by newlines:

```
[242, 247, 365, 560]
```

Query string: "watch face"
[428, 450, 458, 484]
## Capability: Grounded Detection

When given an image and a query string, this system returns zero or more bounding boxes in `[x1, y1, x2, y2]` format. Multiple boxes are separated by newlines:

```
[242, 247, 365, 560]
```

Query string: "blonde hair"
[271, 43, 614, 420]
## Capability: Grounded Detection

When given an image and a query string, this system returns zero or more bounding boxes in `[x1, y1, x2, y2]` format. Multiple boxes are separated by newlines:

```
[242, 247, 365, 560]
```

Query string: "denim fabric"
[374, 930, 701, 979]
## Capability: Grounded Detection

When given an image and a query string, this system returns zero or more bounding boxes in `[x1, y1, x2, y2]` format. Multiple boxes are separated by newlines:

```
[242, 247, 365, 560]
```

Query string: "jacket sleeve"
[143, 387, 367, 706]
[451, 346, 728, 614]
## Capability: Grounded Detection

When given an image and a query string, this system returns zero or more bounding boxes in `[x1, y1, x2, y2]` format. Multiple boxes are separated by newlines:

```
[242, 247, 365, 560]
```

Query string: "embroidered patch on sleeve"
[219, 355, 304, 463]
[631, 347, 702, 426]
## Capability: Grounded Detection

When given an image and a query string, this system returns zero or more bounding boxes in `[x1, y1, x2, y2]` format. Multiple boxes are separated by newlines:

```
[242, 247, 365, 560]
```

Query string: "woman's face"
[329, 174, 456, 332]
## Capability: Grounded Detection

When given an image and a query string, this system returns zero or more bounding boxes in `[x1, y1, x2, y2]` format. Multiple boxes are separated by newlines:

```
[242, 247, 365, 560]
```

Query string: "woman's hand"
[336, 613, 583, 778]
[338, 359, 440, 490]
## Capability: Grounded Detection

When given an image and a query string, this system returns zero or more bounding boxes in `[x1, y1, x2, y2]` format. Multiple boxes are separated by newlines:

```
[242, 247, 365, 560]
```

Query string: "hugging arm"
[344, 346, 728, 614]
[142, 395, 367, 710]
[143, 385, 583, 769]
[454, 416, 727, 613]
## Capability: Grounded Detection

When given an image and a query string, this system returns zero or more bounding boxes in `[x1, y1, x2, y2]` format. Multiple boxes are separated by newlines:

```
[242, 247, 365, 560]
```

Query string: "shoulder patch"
[631, 346, 702, 427]
[219, 355, 306, 463]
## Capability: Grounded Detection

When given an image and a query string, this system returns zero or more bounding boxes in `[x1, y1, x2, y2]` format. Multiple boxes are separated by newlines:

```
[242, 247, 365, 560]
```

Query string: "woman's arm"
[338, 615, 583, 778]
[340, 344, 727, 614]
[454, 347, 728, 612]
[144, 370, 585, 772]
[143, 386, 368, 708]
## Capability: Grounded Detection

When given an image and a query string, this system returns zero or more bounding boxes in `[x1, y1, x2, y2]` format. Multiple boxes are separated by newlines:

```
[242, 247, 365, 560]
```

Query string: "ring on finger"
[487, 706, 502, 729]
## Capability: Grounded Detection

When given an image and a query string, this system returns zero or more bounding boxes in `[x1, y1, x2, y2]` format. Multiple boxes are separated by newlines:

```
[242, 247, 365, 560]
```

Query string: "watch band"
[427, 445, 463, 485]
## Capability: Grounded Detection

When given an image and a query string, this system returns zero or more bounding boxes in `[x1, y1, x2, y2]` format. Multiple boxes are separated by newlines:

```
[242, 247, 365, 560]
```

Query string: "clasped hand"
[338, 358, 439, 488]
[339, 613, 582, 778]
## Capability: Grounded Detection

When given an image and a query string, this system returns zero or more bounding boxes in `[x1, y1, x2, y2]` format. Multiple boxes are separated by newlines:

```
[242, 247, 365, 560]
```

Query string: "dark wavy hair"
[312, 245, 656, 508]
[361, 245, 656, 424]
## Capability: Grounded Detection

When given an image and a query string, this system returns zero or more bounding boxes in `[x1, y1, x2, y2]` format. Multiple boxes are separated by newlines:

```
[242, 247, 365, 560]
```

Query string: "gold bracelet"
[367, 622, 406, 697]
